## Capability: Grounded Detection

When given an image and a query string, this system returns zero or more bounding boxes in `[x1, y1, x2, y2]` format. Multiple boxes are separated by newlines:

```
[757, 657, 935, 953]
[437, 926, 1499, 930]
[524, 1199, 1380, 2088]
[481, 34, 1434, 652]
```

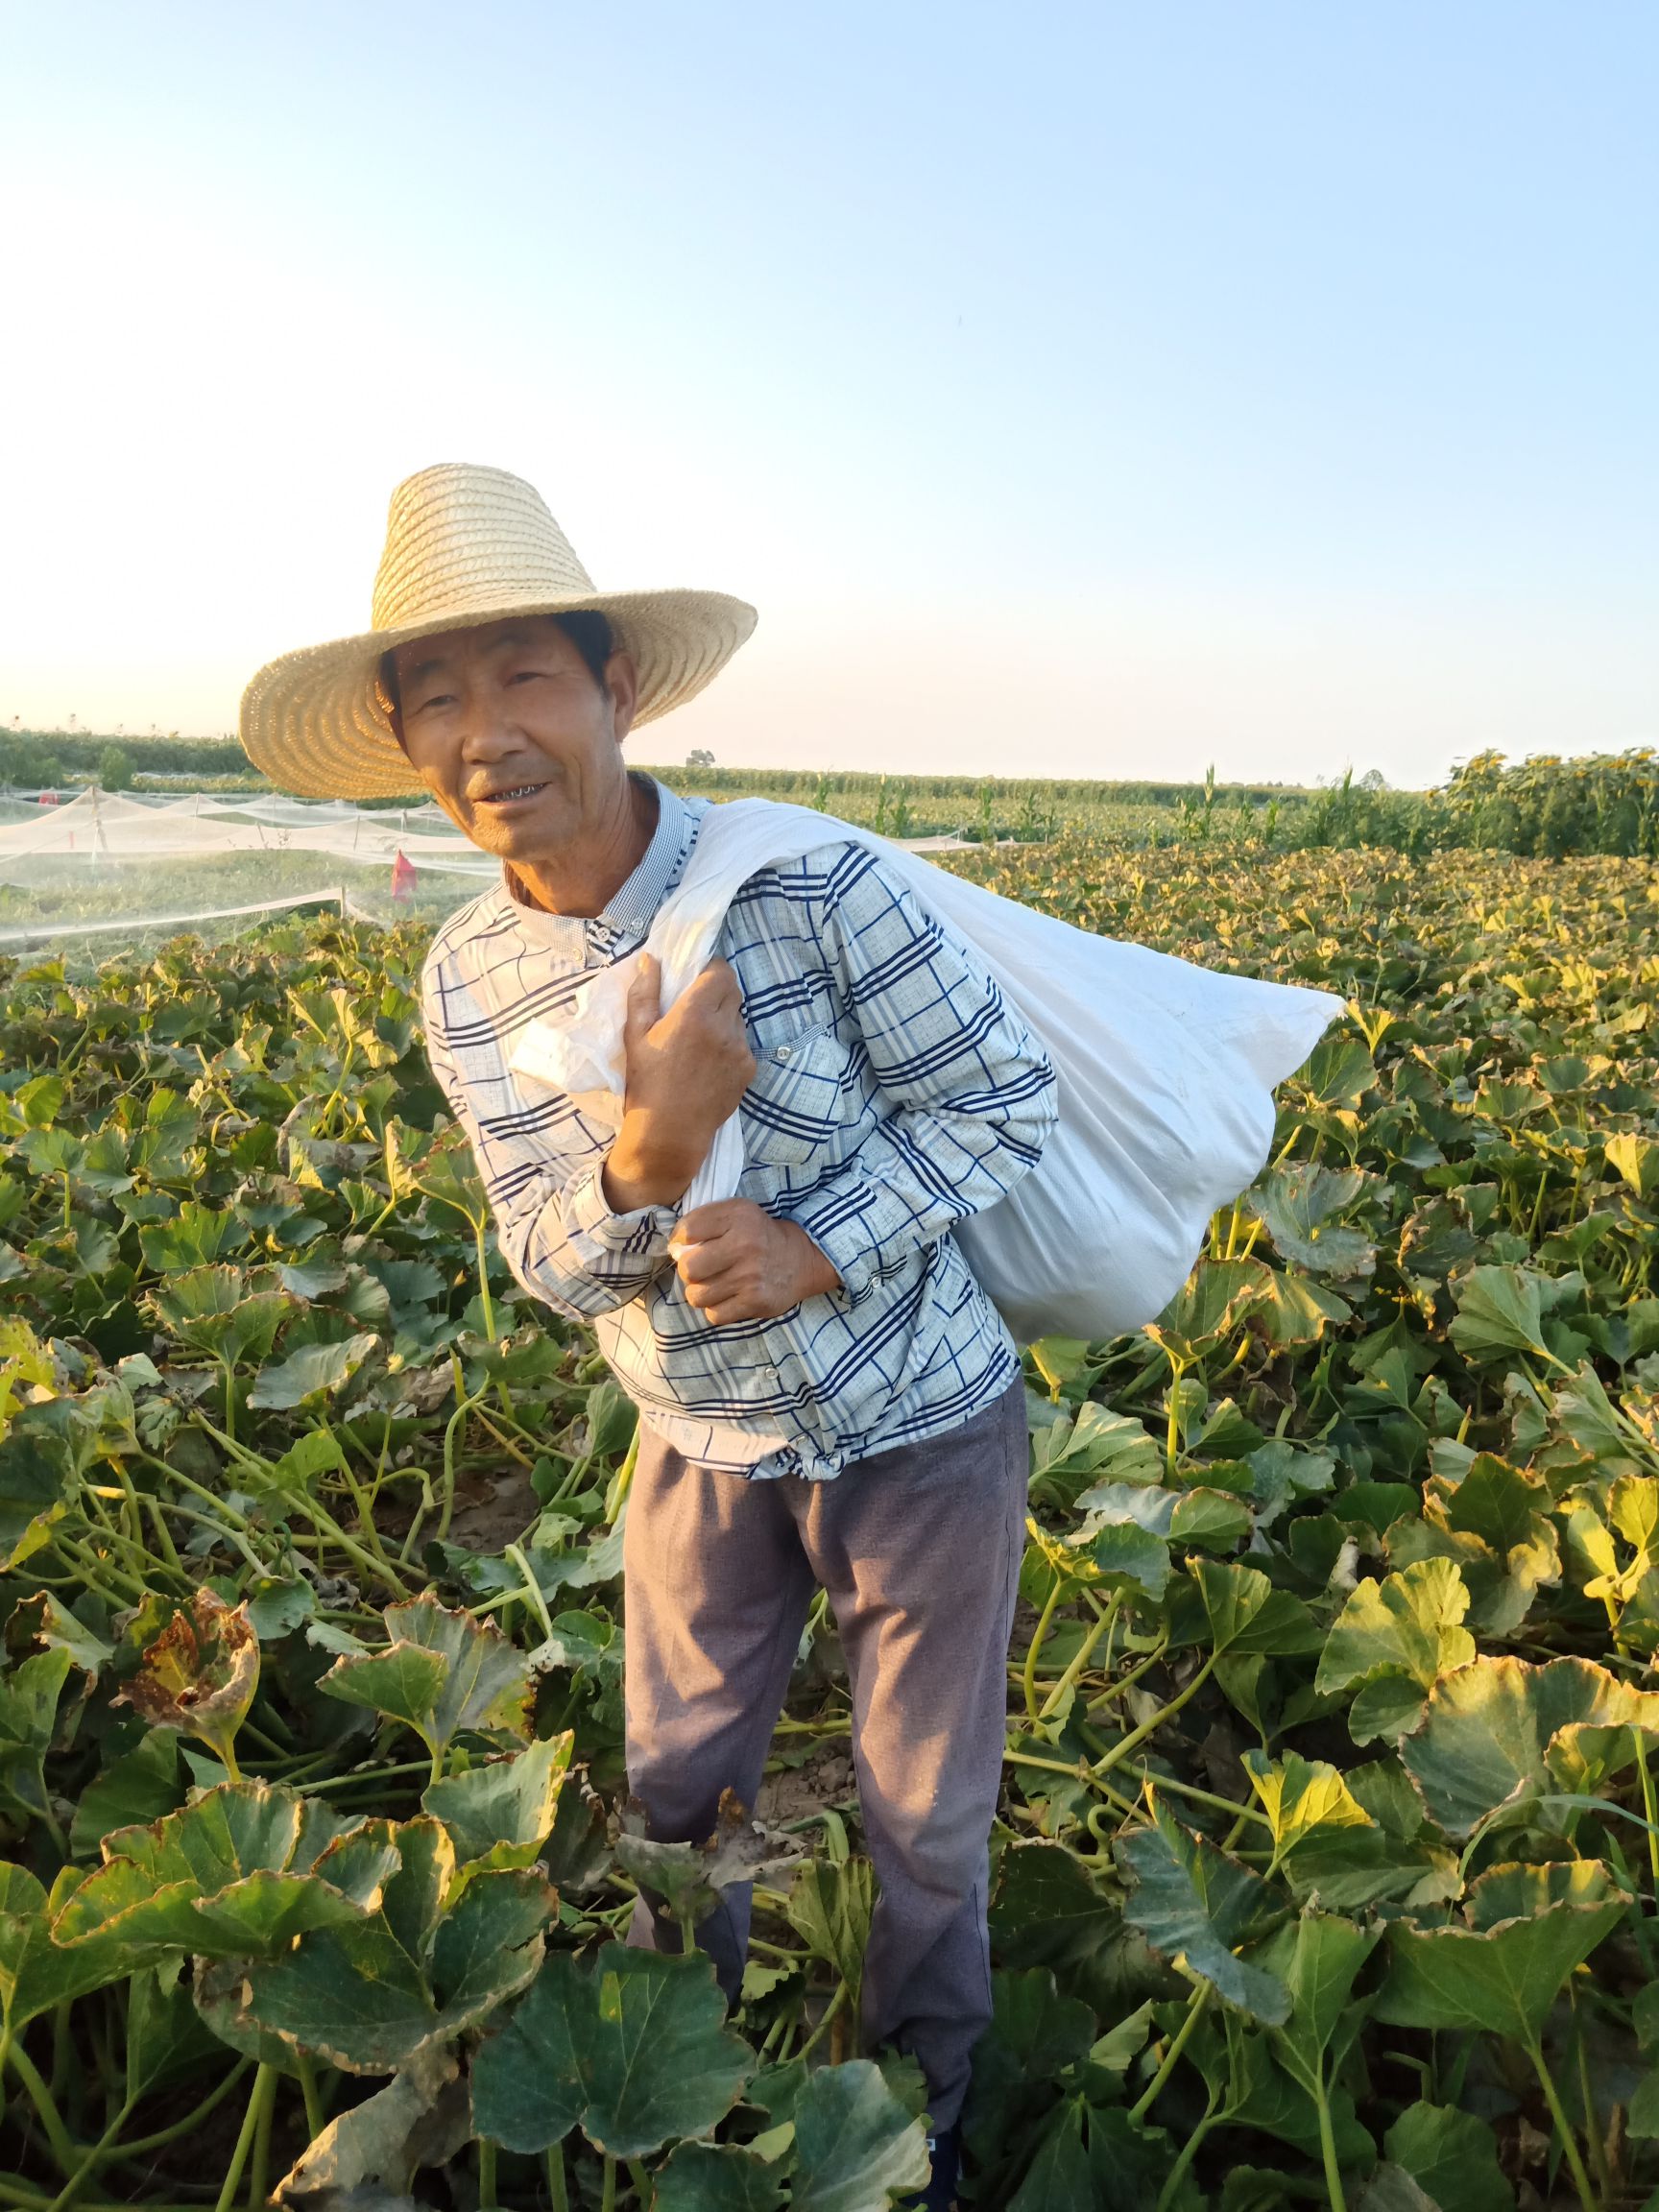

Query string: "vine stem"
[600, 2155, 617, 2212]
[117, 2059, 252, 2157]
[1092, 1654, 1217, 1779]
[477, 2139, 497, 2210]
[212, 2063, 273, 2212]
[1527, 2034, 1599, 2212]
[296, 2054, 325, 2144]
[1129, 1982, 1212, 2122]
[544, 2148, 570, 2212]
[1153, 2095, 1220, 2212]
[1634, 1727, 1659, 1891]
[1083, 1631, 1171, 1718]
[244, 2062, 276, 2212]
[1164, 1357, 1189, 1479]
[1021, 1579, 1065, 1720]
[1314, 2073, 1346, 2212]
[795, 1982, 848, 2061]
[3, 2032, 79, 2176]
[1038, 1593, 1120, 1722]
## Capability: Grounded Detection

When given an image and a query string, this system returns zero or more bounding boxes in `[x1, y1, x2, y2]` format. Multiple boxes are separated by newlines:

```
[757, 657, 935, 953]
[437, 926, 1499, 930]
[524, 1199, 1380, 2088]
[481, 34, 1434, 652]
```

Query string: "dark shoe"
[910, 2125, 960, 2211]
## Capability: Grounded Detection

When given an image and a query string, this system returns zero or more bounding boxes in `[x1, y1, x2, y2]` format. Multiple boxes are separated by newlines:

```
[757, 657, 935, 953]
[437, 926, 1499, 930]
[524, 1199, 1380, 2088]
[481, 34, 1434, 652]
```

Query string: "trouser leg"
[621, 1419, 815, 2000]
[797, 1377, 1029, 2130]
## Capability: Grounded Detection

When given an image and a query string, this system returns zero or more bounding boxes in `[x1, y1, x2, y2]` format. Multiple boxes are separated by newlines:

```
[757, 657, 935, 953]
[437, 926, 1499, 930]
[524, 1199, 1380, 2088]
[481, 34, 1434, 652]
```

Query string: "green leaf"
[421, 1733, 572, 1866]
[1169, 1488, 1255, 1551]
[1358, 2167, 1438, 2212]
[656, 2144, 787, 2212]
[988, 1842, 1117, 1969]
[789, 2060, 932, 2212]
[0, 1409, 79, 1571]
[275, 1252, 352, 1301]
[0, 1863, 138, 2032]
[56, 1780, 395, 1960]
[1042, 1403, 1163, 1487]
[243, 1862, 552, 2073]
[1243, 1750, 1375, 1860]
[1316, 1561, 1477, 1745]
[786, 1855, 876, 2008]
[1088, 1522, 1172, 1600]
[1146, 1262, 1267, 1367]
[1374, 1859, 1629, 2042]
[1446, 1265, 1551, 1362]
[1115, 1803, 1290, 2022]
[966, 1969, 1098, 2172]
[1606, 1132, 1659, 1201]
[1249, 1164, 1377, 1279]
[1298, 1035, 1376, 1111]
[1189, 1557, 1322, 1658]
[1008, 2098, 1094, 2212]
[1383, 2103, 1514, 2212]
[138, 1203, 248, 1274]
[318, 1597, 533, 1756]
[5, 1588, 115, 1680]
[1258, 1911, 1380, 2102]
[270, 2056, 461, 2204]
[1400, 1654, 1659, 1837]
[613, 1792, 804, 1941]
[0, 1645, 73, 1828]
[149, 1264, 284, 1366]
[244, 1575, 318, 1641]
[69, 1728, 182, 1857]
[248, 1334, 379, 1409]
[470, 1944, 752, 2158]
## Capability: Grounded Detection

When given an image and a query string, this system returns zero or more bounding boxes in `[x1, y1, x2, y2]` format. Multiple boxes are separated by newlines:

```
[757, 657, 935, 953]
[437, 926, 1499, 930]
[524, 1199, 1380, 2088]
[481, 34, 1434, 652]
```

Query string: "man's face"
[391, 614, 637, 860]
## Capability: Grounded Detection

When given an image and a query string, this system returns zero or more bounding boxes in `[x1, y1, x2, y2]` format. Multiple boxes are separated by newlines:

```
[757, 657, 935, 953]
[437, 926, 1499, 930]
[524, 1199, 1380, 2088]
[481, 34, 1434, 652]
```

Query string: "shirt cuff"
[561, 1158, 679, 1267]
[784, 1175, 909, 1309]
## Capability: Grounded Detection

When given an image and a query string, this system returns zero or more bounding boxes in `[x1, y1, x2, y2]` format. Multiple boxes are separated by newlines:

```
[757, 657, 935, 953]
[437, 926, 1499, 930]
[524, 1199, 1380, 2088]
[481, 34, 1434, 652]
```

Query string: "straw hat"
[239, 463, 757, 799]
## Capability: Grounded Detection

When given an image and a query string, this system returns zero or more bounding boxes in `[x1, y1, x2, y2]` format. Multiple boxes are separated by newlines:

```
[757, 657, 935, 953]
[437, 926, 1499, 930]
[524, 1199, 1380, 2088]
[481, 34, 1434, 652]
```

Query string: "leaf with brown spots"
[116, 1587, 258, 1777]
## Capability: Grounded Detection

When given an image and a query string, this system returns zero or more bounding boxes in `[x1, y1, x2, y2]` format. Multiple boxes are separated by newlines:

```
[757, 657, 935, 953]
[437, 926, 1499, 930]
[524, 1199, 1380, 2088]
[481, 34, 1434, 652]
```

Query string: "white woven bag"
[510, 802, 1342, 1342]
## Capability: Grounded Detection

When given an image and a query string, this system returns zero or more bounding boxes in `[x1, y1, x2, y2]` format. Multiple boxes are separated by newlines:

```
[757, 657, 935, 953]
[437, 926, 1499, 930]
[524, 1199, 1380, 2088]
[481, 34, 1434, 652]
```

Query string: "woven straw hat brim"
[240, 587, 757, 801]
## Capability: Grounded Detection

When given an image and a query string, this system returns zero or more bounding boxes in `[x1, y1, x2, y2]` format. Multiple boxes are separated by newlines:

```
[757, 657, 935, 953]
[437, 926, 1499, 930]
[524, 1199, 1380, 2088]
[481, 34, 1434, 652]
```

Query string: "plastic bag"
[509, 801, 1343, 1342]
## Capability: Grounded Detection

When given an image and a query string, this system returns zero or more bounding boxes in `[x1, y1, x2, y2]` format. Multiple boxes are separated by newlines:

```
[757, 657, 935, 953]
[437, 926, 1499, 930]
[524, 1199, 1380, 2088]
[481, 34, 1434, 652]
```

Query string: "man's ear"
[605, 650, 640, 743]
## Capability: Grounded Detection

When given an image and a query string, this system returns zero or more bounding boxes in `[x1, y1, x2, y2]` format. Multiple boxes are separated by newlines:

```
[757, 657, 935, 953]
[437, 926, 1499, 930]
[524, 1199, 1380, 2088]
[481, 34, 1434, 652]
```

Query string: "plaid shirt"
[421, 778, 1058, 1479]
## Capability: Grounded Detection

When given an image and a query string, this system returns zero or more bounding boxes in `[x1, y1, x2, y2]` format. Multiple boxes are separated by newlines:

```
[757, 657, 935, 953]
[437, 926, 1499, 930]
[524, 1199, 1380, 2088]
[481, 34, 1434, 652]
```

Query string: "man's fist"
[669, 1199, 841, 1325]
[602, 956, 757, 1212]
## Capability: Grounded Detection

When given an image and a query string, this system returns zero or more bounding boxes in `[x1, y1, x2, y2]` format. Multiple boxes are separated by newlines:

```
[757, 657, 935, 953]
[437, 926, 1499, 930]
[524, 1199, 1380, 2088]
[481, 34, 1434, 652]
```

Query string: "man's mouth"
[475, 781, 548, 805]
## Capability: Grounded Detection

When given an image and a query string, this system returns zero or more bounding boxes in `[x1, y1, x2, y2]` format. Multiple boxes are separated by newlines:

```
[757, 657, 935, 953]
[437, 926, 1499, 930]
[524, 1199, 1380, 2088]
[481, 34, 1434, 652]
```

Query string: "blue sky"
[3, 2, 1654, 785]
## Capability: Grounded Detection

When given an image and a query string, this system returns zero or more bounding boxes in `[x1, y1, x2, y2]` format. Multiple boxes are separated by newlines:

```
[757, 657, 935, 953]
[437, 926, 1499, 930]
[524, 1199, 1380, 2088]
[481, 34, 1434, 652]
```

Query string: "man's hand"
[602, 955, 757, 1213]
[669, 1200, 841, 1325]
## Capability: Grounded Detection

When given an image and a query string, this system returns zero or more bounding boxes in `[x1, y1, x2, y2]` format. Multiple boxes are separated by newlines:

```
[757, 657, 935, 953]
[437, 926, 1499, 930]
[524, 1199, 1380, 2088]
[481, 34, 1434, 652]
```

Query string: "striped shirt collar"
[499, 777, 699, 966]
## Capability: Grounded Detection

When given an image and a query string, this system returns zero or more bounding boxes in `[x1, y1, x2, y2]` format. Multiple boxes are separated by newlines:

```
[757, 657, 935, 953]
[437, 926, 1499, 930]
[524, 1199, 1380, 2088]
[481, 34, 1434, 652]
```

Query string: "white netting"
[0, 787, 498, 951]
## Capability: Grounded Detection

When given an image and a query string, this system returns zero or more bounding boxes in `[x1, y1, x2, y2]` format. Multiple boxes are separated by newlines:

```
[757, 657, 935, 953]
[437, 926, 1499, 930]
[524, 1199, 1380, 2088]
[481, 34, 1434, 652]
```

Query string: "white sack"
[510, 801, 1343, 1343]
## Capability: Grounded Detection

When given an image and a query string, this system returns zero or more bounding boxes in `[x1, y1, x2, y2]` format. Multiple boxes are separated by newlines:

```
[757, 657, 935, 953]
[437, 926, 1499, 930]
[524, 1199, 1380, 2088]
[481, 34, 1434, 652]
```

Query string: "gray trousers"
[622, 1374, 1029, 2128]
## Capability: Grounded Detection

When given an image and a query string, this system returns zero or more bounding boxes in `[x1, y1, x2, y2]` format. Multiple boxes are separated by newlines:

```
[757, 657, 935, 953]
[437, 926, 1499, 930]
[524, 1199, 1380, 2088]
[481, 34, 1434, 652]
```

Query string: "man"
[241, 464, 1058, 2209]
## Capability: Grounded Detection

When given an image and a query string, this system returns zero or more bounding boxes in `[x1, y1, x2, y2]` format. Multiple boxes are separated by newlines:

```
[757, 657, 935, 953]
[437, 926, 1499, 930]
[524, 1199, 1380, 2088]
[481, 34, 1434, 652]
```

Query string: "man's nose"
[457, 691, 517, 757]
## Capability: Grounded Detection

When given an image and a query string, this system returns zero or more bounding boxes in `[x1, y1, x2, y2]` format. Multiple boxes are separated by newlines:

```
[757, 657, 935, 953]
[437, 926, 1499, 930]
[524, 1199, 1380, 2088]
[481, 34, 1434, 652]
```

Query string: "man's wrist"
[601, 1144, 688, 1214]
[777, 1218, 842, 1300]
[601, 1114, 709, 1214]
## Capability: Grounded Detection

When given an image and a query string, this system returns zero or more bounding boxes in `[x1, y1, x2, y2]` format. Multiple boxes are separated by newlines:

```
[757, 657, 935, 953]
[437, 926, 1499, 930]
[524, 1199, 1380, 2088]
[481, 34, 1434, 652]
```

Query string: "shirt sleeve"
[779, 848, 1059, 1307]
[421, 968, 680, 1324]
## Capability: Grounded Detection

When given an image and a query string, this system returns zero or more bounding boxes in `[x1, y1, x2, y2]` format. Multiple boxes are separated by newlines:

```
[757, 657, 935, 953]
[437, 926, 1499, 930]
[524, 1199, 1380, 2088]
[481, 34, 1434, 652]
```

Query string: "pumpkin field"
[3, 835, 1659, 2212]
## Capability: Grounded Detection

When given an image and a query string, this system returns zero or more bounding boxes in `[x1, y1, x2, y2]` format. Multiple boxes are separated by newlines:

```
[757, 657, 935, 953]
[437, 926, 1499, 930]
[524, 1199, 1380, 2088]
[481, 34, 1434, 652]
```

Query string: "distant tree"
[97, 743, 134, 791]
[1359, 767, 1387, 792]
[685, 748, 716, 770]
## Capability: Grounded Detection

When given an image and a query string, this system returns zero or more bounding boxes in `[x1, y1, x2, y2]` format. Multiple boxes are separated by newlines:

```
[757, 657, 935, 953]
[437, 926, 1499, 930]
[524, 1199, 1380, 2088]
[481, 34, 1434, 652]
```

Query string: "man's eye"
[507, 669, 547, 685]
[411, 694, 456, 716]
